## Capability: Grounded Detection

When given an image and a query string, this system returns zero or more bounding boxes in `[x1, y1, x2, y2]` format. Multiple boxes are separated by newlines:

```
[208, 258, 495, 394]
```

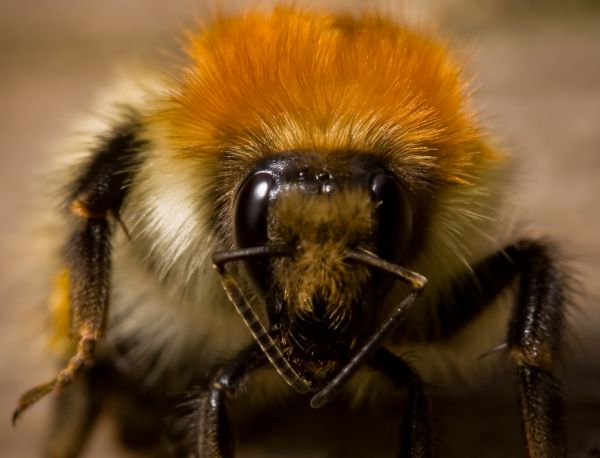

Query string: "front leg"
[13, 116, 145, 425]
[195, 343, 266, 458]
[507, 241, 567, 457]
[404, 239, 568, 456]
[370, 348, 434, 458]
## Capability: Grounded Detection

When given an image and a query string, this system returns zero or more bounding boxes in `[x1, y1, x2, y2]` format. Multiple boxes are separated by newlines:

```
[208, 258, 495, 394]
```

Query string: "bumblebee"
[14, 6, 568, 457]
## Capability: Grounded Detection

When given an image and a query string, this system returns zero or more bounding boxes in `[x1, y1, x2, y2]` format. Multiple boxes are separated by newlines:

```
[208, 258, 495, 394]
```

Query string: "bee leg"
[13, 216, 113, 424]
[415, 243, 526, 342]
[13, 117, 144, 423]
[428, 240, 567, 457]
[506, 241, 566, 457]
[195, 343, 266, 458]
[370, 348, 434, 458]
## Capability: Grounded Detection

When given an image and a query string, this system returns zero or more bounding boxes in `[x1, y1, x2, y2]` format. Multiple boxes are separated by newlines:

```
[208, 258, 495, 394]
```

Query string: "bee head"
[233, 152, 413, 379]
[166, 7, 502, 394]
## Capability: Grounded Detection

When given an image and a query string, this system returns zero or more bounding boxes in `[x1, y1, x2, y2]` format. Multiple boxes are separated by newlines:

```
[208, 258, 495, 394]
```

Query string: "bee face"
[230, 151, 414, 379]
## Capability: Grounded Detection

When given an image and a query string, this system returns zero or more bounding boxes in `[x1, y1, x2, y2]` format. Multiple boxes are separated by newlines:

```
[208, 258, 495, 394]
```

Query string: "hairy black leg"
[13, 217, 113, 423]
[370, 348, 434, 458]
[406, 239, 567, 457]
[13, 116, 145, 429]
[400, 245, 522, 342]
[507, 241, 566, 458]
[195, 343, 266, 458]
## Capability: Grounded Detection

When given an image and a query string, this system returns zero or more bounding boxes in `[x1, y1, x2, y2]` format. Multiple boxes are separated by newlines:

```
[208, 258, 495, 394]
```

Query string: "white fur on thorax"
[113, 137, 252, 381]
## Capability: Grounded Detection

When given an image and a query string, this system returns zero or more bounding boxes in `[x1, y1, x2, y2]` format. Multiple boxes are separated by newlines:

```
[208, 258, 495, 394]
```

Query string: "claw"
[12, 334, 97, 426]
[12, 380, 56, 426]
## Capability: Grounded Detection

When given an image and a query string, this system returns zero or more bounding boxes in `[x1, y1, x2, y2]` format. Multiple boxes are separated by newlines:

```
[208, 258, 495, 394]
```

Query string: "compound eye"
[234, 172, 273, 248]
[234, 172, 274, 292]
[370, 173, 413, 264]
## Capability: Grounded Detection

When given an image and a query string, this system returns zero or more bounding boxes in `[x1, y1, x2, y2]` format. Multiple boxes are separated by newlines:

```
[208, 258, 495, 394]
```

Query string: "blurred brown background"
[1, 1, 599, 457]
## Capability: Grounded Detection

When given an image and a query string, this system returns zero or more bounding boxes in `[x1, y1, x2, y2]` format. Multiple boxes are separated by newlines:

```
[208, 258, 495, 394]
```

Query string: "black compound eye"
[370, 173, 413, 264]
[234, 172, 273, 248]
[234, 171, 274, 292]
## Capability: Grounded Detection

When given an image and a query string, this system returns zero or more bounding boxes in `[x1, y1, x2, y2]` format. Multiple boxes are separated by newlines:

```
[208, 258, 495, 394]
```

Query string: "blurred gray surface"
[1, 2, 599, 457]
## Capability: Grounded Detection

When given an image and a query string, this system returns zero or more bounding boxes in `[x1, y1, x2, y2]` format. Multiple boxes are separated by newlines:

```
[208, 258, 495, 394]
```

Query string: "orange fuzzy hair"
[158, 6, 500, 186]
